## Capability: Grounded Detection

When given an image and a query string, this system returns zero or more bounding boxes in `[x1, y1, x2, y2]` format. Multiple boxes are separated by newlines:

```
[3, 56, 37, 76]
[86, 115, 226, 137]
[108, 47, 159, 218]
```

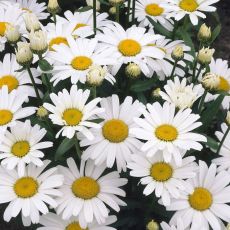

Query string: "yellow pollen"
[155, 124, 178, 142]
[150, 162, 173, 182]
[14, 177, 38, 198]
[0, 75, 19, 92]
[145, 4, 164, 16]
[71, 177, 100, 200]
[49, 36, 69, 51]
[22, 8, 32, 13]
[66, 222, 88, 230]
[11, 141, 30, 158]
[179, 0, 198, 12]
[118, 39, 142, 56]
[218, 76, 230, 92]
[0, 110, 13, 126]
[189, 187, 213, 211]
[0, 22, 9, 36]
[102, 119, 129, 143]
[73, 23, 87, 31]
[62, 108, 83, 126]
[71, 56, 93, 70]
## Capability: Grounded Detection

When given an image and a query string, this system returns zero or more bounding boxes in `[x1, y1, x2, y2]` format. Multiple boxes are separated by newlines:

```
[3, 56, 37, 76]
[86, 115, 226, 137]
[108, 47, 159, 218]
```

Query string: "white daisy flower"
[135, 0, 174, 31]
[130, 101, 207, 165]
[212, 123, 230, 172]
[0, 160, 64, 226]
[159, 76, 204, 109]
[43, 85, 104, 139]
[127, 151, 197, 206]
[96, 22, 165, 76]
[80, 95, 144, 172]
[167, 161, 230, 230]
[0, 53, 41, 100]
[164, 0, 220, 25]
[62, 9, 111, 38]
[47, 36, 116, 86]
[0, 120, 53, 176]
[146, 35, 193, 79]
[57, 158, 127, 228]
[0, 4, 23, 51]
[0, 86, 36, 133]
[38, 213, 117, 230]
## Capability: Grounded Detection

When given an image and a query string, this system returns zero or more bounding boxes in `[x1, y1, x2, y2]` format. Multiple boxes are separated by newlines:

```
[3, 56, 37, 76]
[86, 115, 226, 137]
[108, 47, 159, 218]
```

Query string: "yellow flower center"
[0, 75, 19, 92]
[155, 124, 178, 142]
[49, 36, 69, 51]
[71, 56, 93, 70]
[11, 141, 30, 158]
[0, 22, 9, 37]
[0, 110, 13, 126]
[189, 187, 213, 211]
[150, 162, 173, 182]
[62, 108, 83, 126]
[73, 23, 87, 31]
[66, 222, 88, 230]
[179, 0, 198, 12]
[102, 119, 129, 143]
[118, 39, 142, 56]
[22, 8, 32, 13]
[71, 176, 100, 200]
[14, 177, 38, 198]
[218, 76, 230, 92]
[145, 4, 164, 16]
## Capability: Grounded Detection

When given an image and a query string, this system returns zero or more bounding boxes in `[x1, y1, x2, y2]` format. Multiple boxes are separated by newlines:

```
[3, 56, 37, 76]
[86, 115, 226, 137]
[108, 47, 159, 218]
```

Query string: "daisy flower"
[57, 158, 127, 228]
[0, 160, 64, 226]
[164, 0, 220, 25]
[159, 76, 204, 109]
[47, 36, 116, 86]
[96, 22, 165, 76]
[167, 161, 230, 230]
[212, 123, 230, 172]
[80, 95, 144, 172]
[161, 218, 186, 230]
[0, 4, 23, 51]
[62, 9, 111, 38]
[0, 86, 36, 133]
[127, 151, 197, 206]
[6, 0, 49, 20]
[135, 0, 174, 31]
[0, 53, 41, 100]
[43, 85, 104, 139]
[38, 213, 117, 230]
[130, 101, 207, 165]
[0, 120, 53, 176]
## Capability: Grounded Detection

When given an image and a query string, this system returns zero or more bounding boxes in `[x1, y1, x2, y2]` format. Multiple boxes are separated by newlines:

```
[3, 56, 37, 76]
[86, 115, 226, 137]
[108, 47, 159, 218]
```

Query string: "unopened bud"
[152, 88, 161, 98]
[198, 23, 211, 42]
[29, 30, 48, 55]
[201, 72, 219, 90]
[37, 106, 49, 118]
[16, 42, 33, 66]
[5, 24, 20, 44]
[24, 12, 41, 32]
[171, 45, 184, 61]
[109, 6, 116, 15]
[86, 0, 100, 11]
[48, 0, 61, 14]
[197, 47, 215, 65]
[125, 63, 141, 79]
[86, 65, 106, 86]
[146, 220, 159, 230]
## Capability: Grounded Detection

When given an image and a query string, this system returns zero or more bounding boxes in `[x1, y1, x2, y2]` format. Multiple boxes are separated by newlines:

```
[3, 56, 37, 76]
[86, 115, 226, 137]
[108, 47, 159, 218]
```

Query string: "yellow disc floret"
[155, 124, 178, 142]
[0, 75, 19, 92]
[11, 141, 30, 158]
[145, 4, 164, 16]
[179, 0, 198, 12]
[218, 76, 230, 92]
[0, 110, 13, 126]
[49, 36, 68, 51]
[118, 39, 142, 56]
[62, 109, 83, 126]
[66, 222, 88, 230]
[71, 56, 93, 70]
[0, 22, 8, 36]
[150, 162, 173, 182]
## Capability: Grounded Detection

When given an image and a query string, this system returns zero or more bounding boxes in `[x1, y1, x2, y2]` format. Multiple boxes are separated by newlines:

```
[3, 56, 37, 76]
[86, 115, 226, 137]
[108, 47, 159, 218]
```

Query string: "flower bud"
[86, 0, 100, 11]
[5, 24, 20, 44]
[47, 0, 61, 14]
[201, 72, 219, 90]
[29, 30, 48, 55]
[24, 12, 41, 32]
[197, 47, 215, 65]
[125, 63, 141, 79]
[109, 0, 124, 5]
[109, 6, 116, 15]
[16, 42, 33, 66]
[151, 88, 161, 98]
[37, 106, 49, 118]
[86, 65, 106, 86]
[171, 45, 184, 61]
[198, 23, 211, 42]
[146, 220, 159, 230]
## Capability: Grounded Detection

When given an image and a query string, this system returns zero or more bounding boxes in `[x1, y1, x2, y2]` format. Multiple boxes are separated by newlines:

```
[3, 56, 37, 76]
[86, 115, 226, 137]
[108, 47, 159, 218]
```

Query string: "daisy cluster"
[0, 0, 229, 229]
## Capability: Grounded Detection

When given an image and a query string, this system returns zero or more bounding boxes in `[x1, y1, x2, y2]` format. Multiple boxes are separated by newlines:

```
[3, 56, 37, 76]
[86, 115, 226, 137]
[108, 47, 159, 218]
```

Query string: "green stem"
[192, 60, 198, 82]
[198, 90, 207, 113]
[53, 13, 57, 24]
[194, 65, 203, 83]
[116, 4, 120, 23]
[27, 66, 42, 102]
[170, 60, 178, 79]
[131, 0, 136, 25]
[126, 0, 131, 27]
[93, 0, 97, 36]
[216, 126, 230, 155]
[92, 86, 97, 98]
[74, 137, 82, 160]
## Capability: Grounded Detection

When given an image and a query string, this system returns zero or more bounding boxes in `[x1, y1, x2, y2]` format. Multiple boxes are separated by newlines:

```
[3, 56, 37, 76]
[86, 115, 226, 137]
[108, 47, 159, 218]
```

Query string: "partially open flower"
[109, 6, 117, 14]
[48, 0, 61, 14]
[125, 63, 141, 79]
[37, 106, 49, 118]
[152, 88, 161, 98]
[171, 45, 184, 61]
[16, 42, 33, 66]
[24, 12, 41, 32]
[198, 23, 211, 42]
[201, 72, 219, 90]
[5, 24, 20, 44]
[197, 47, 215, 65]
[86, 65, 106, 86]
[29, 30, 48, 55]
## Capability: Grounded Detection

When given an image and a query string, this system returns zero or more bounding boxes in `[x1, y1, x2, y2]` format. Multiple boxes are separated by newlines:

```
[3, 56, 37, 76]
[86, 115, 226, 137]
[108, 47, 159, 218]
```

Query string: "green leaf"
[130, 78, 156, 93]
[210, 24, 221, 44]
[55, 138, 75, 160]
[137, 92, 147, 104]
[181, 30, 195, 57]
[147, 16, 172, 38]
[38, 59, 53, 71]
[200, 94, 225, 131]
[205, 135, 219, 151]
[76, 6, 92, 12]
